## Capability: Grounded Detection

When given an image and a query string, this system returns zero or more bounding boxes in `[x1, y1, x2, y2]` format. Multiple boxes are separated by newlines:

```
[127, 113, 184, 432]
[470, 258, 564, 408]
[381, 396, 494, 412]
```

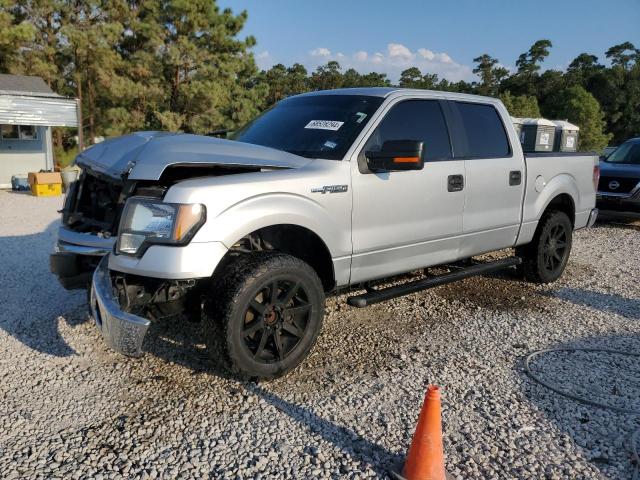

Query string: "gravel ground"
[0, 189, 639, 479]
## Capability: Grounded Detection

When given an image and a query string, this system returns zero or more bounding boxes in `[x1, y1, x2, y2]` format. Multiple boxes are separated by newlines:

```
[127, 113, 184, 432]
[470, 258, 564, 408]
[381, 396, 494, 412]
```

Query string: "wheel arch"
[542, 193, 575, 226]
[215, 224, 337, 292]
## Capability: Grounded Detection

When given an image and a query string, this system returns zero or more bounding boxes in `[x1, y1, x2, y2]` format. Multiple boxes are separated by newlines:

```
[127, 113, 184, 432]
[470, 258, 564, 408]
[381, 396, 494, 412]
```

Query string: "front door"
[350, 98, 465, 284]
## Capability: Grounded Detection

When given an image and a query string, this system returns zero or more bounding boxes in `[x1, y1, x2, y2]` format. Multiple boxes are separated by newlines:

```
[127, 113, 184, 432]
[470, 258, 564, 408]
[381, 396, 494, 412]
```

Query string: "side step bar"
[347, 257, 522, 308]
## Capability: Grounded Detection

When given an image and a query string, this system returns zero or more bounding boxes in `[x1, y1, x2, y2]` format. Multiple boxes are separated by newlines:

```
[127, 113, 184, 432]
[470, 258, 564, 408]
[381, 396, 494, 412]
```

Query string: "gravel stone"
[0, 191, 639, 479]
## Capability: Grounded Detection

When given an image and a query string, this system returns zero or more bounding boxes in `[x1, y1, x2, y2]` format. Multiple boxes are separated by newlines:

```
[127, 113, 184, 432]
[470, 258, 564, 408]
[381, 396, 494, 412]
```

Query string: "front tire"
[516, 210, 573, 284]
[204, 252, 325, 380]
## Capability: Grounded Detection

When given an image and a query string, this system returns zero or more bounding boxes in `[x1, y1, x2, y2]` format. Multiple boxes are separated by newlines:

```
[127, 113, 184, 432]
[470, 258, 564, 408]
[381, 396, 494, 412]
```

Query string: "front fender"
[192, 192, 350, 259]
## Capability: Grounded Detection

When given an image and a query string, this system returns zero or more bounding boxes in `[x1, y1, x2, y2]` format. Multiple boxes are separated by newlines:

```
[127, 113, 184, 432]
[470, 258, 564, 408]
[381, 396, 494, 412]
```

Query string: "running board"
[347, 257, 522, 308]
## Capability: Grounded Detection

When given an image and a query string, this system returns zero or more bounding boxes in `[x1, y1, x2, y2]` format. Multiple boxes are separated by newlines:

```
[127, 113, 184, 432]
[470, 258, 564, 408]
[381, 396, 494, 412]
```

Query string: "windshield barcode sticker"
[305, 120, 344, 131]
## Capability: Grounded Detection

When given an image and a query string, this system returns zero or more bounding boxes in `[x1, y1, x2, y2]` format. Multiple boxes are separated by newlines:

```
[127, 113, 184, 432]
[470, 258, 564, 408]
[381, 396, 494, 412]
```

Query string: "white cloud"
[353, 51, 368, 62]
[254, 50, 274, 70]
[306, 43, 473, 82]
[310, 47, 331, 57]
[417, 48, 435, 61]
[371, 52, 384, 64]
[387, 43, 414, 60]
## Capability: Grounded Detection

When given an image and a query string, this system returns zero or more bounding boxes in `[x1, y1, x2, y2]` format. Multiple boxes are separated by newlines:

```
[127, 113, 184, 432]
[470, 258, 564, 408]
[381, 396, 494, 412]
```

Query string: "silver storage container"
[521, 118, 556, 152]
[552, 120, 579, 152]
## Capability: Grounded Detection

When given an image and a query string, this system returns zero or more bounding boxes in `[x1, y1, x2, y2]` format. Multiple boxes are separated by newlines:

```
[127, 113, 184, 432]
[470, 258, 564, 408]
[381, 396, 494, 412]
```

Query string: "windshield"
[231, 94, 384, 160]
[605, 141, 640, 164]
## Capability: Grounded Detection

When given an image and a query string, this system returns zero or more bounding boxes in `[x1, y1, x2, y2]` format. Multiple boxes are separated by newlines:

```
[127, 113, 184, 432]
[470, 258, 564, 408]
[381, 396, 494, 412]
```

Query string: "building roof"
[0, 74, 62, 98]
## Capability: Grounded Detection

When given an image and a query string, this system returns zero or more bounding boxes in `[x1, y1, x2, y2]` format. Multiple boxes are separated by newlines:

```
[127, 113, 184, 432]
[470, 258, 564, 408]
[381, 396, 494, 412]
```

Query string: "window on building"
[0, 125, 38, 140]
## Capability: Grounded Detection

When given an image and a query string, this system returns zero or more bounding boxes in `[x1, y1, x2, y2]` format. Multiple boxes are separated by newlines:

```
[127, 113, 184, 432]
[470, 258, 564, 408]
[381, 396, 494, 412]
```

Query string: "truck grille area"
[598, 176, 639, 194]
[64, 172, 124, 236]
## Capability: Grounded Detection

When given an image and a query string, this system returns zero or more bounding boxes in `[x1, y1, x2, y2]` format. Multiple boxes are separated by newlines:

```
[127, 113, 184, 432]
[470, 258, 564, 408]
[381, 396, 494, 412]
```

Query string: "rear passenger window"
[452, 102, 510, 158]
[363, 100, 452, 161]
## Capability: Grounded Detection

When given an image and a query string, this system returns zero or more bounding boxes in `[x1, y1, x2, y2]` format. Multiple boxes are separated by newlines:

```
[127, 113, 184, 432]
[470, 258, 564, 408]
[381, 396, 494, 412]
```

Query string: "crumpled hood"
[75, 131, 311, 180]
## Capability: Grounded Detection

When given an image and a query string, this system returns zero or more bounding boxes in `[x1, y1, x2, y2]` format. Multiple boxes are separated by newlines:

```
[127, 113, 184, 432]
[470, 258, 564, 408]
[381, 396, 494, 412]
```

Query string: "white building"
[0, 74, 78, 188]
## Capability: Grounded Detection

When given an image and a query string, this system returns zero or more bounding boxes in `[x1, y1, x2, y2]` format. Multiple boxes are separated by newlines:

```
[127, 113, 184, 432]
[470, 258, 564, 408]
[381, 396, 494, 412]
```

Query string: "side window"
[362, 100, 452, 163]
[451, 102, 510, 158]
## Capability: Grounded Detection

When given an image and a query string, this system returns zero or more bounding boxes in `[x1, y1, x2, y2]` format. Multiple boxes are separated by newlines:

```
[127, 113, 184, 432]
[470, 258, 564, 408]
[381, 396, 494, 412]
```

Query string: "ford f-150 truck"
[51, 88, 599, 379]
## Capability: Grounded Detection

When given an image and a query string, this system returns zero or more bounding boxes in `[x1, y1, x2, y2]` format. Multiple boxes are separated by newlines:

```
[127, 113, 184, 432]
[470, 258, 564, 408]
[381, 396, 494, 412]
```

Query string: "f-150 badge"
[311, 185, 348, 194]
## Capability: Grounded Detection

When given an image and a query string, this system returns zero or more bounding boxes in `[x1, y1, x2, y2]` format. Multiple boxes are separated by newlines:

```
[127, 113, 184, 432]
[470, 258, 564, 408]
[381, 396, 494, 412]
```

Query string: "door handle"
[509, 170, 522, 186]
[447, 174, 464, 192]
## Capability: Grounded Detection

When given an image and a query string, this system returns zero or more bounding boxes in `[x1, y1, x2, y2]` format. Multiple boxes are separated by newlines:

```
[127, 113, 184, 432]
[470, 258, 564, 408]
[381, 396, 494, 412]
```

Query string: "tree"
[516, 39, 553, 76]
[473, 54, 508, 96]
[499, 91, 541, 118]
[546, 85, 611, 151]
[358, 71, 391, 87]
[398, 67, 440, 89]
[97, 0, 266, 135]
[260, 62, 310, 107]
[0, 0, 35, 73]
[605, 42, 638, 70]
[60, 1, 131, 144]
[309, 61, 343, 90]
[504, 39, 553, 96]
[399, 67, 423, 88]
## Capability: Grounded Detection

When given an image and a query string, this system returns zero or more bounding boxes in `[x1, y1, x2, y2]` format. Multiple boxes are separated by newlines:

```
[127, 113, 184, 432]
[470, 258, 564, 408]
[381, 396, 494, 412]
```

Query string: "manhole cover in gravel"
[525, 348, 640, 414]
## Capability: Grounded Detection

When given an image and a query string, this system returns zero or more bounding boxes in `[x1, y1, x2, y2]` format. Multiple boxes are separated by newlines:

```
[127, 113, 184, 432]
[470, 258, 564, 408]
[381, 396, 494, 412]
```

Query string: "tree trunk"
[76, 73, 84, 151]
[87, 73, 95, 145]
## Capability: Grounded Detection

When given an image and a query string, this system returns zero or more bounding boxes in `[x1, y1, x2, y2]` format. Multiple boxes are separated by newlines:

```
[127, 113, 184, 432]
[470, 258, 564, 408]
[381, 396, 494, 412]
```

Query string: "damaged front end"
[90, 256, 203, 356]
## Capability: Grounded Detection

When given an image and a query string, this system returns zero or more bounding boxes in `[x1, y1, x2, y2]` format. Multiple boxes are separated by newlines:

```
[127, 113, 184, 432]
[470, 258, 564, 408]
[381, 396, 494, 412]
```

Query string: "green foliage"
[546, 85, 611, 151]
[0, 0, 35, 72]
[54, 145, 79, 168]
[606, 42, 639, 70]
[473, 54, 508, 96]
[499, 91, 541, 118]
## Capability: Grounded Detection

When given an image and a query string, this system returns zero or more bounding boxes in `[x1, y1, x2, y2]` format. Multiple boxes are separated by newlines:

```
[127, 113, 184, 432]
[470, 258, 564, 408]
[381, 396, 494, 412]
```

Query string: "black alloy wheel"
[517, 210, 573, 284]
[541, 223, 569, 273]
[204, 252, 325, 380]
[241, 278, 312, 363]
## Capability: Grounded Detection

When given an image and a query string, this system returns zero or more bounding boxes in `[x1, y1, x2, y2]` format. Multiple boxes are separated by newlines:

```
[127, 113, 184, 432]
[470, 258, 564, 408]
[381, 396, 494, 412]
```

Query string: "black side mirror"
[365, 140, 425, 172]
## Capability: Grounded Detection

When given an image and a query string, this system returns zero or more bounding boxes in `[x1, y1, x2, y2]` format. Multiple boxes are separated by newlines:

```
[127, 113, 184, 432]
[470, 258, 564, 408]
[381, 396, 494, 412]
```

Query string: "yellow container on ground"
[31, 182, 62, 196]
[28, 172, 63, 197]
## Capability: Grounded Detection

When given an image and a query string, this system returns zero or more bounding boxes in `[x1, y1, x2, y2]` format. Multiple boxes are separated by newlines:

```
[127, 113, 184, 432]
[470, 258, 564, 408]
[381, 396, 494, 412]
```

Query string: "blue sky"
[218, 0, 640, 82]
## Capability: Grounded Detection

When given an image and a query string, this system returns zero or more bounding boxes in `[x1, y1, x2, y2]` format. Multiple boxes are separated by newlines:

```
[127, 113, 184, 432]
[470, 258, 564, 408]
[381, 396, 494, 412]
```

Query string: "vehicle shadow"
[519, 332, 640, 479]
[596, 212, 640, 231]
[542, 287, 640, 320]
[140, 314, 404, 478]
[247, 383, 404, 477]
[0, 219, 87, 357]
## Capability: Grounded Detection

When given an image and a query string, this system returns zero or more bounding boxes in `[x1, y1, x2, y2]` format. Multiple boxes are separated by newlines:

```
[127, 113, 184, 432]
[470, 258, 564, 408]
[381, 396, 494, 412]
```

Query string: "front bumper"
[50, 227, 116, 290]
[90, 256, 151, 357]
[596, 189, 640, 213]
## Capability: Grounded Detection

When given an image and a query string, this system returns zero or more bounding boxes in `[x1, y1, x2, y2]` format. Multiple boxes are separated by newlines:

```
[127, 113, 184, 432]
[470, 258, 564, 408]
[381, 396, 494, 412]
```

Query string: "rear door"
[445, 101, 525, 257]
[350, 98, 465, 283]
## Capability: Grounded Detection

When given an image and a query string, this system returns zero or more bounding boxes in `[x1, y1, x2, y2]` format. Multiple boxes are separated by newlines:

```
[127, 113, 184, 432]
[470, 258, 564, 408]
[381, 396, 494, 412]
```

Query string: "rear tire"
[516, 210, 573, 284]
[204, 252, 325, 380]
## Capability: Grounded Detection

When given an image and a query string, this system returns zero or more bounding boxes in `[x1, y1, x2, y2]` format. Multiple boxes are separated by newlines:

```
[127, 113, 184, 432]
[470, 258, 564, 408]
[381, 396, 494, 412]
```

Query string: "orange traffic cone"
[393, 385, 450, 480]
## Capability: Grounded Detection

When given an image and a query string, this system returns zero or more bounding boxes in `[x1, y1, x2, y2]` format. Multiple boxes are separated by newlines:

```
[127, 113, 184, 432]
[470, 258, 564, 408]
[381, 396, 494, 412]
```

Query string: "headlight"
[116, 197, 206, 256]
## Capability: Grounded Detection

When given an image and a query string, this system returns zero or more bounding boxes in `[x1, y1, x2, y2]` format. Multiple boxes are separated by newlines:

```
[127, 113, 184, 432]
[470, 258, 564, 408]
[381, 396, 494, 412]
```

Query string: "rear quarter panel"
[517, 153, 597, 245]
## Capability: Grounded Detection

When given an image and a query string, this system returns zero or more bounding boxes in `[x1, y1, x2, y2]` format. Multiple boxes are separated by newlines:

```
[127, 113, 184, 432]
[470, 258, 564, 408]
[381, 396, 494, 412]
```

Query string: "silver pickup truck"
[51, 88, 599, 379]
